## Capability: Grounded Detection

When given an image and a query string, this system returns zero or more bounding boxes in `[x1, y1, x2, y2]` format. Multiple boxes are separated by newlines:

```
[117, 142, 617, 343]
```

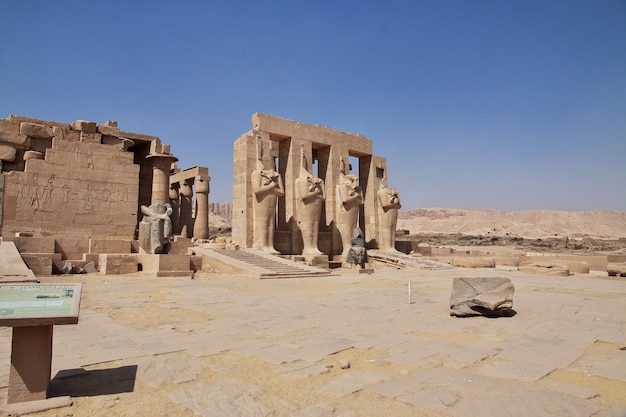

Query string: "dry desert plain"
[0, 208, 625, 417]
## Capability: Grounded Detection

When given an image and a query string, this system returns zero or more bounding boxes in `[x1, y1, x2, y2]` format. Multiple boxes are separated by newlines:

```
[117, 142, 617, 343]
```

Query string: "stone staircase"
[368, 249, 453, 270]
[195, 248, 332, 278]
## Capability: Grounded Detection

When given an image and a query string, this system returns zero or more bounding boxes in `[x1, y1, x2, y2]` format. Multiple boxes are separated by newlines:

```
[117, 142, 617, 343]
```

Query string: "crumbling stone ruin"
[0, 115, 210, 275]
[232, 113, 401, 264]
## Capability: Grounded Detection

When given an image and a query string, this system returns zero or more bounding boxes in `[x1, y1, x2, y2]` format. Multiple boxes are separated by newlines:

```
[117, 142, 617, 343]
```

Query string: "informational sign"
[0, 284, 82, 326]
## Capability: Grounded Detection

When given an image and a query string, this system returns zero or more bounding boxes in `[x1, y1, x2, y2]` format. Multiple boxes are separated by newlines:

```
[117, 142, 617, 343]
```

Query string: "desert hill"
[397, 208, 626, 239]
[209, 204, 626, 240]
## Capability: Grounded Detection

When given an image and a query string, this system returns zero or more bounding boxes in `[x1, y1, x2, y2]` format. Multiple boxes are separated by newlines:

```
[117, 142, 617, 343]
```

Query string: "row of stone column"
[167, 175, 210, 240]
[148, 154, 211, 240]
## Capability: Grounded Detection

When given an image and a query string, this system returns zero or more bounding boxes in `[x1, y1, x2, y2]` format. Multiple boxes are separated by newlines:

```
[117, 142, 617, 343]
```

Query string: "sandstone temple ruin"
[232, 113, 401, 264]
[0, 113, 404, 277]
[0, 115, 210, 276]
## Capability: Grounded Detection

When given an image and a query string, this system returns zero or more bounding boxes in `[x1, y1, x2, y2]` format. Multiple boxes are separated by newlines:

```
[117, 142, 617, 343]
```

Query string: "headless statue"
[138, 202, 173, 254]
[295, 146, 325, 256]
[251, 136, 284, 254]
[377, 187, 401, 251]
[337, 157, 364, 257]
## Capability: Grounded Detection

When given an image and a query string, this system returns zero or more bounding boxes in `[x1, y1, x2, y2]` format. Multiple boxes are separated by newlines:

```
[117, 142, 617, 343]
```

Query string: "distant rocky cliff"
[209, 202, 232, 221]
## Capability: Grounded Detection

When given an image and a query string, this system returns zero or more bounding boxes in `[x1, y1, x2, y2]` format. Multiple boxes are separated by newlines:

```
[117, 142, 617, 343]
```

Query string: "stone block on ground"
[451, 257, 495, 268]
[98, 254, 138, 275]
[518, 261, 570, 276]
[607, 263, 626, 277]
[138, 254, 192, 277]
[492, 255, 521, 267]
[450, 277, 515, 317]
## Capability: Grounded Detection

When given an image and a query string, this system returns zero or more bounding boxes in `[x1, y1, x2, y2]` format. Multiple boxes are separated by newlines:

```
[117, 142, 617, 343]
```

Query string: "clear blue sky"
[1, 1, 625, 211]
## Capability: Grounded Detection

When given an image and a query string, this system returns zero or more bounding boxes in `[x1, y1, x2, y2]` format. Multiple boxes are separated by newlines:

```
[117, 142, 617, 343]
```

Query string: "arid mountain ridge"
[397, 208, 626, 239]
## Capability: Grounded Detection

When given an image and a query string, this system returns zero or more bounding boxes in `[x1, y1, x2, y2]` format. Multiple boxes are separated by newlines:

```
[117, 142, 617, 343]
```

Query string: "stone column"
[169, 182, 181, 235]
[147, 153, 178, 205]
[193, 175, 211, 240]
[179, 178, 194, 238]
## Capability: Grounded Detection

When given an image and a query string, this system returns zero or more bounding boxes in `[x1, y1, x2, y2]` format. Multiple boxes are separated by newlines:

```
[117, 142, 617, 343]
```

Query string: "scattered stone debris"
[450, 277, 515, 317]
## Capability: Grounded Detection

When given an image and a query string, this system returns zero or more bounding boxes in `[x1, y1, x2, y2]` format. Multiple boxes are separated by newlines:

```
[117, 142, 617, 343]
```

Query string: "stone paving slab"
[0, 268, 624, 415]
[169, 378, 273, 417]
[367, 367, 600, 416]
[319, 370, 392, 396]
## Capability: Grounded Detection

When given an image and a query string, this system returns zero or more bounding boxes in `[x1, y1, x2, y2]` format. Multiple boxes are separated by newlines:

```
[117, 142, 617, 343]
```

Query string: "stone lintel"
[170, 166, 209, 184]
[252, 113, 373, 155]
[118, 130, 160, 144]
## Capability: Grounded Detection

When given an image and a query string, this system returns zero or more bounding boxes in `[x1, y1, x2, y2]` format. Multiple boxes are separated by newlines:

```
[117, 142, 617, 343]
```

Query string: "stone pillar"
[169, 182, 180, 234]
[179, 178, 194, 238]
[8, 325, 53, 403]
[147, 153, 178, 205]
[193, 175, 211, 240]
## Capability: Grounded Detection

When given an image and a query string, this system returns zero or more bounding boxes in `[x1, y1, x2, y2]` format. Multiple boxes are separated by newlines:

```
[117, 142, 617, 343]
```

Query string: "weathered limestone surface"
[607, 263, 626, 277]
[2, 139, 139, 238]
[518, 261, 570, 277]
[0, 145, 16, 162]
[98, 254, 138, 275]
[20, 122, 54, 139]
[452, 257, 496, 268]
[450, 277, 515, 317]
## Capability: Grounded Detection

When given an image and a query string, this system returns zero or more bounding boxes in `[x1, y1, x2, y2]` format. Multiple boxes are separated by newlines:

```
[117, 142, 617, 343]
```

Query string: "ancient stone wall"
[0, 115, 175, 240]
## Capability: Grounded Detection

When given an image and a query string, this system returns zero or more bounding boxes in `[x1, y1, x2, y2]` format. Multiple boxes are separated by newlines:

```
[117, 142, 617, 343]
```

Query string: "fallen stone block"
[452, 257, 495, 268]
[492, 255, 521, 267]
[450, 277, 515, 317]
[518, 261, 570, 276]
[83, 261, 97, 274]
[607, 263, 626, 277]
